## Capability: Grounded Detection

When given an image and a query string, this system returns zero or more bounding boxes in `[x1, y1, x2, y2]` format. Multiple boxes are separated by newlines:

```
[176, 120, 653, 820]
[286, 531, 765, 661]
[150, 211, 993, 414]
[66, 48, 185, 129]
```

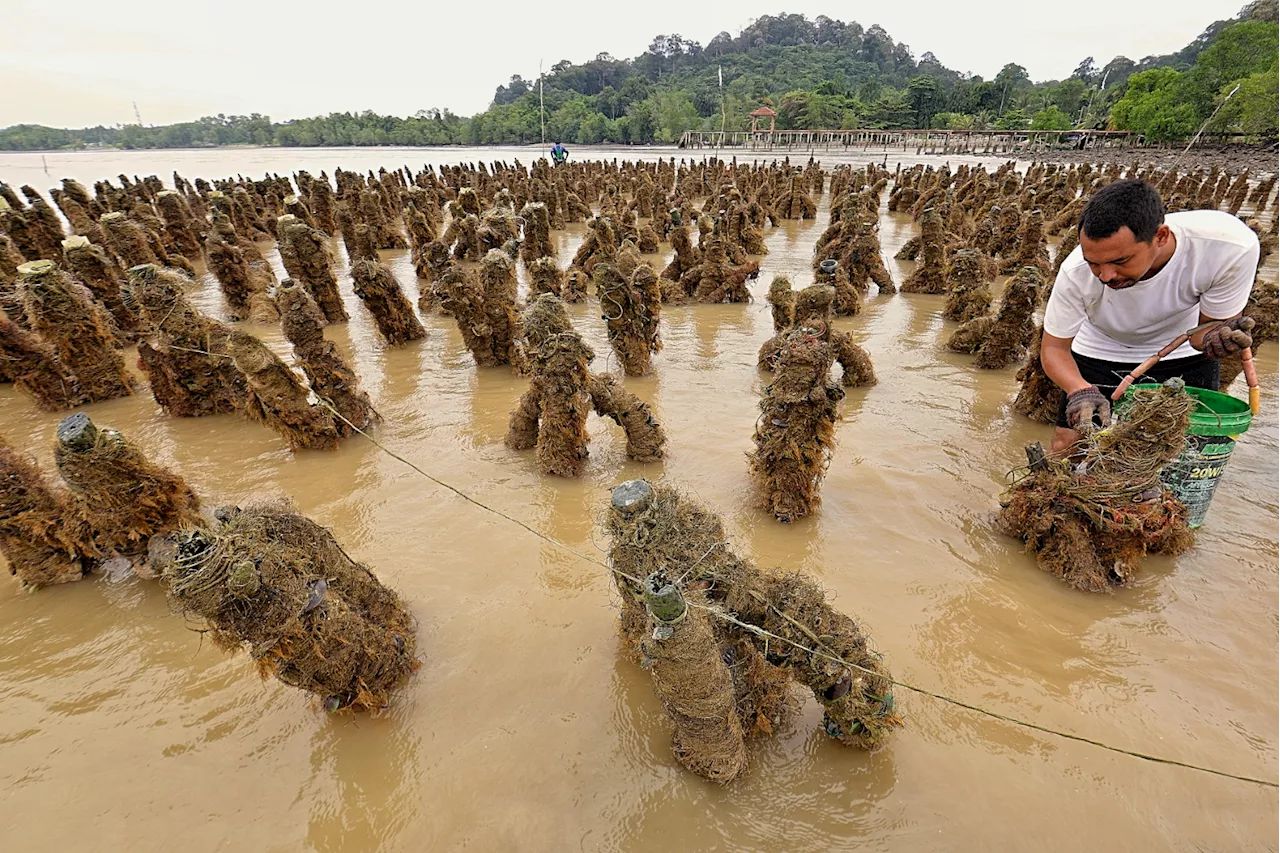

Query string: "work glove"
[1201, 316, 1255, 359]
[1065, 385, 1111, 430]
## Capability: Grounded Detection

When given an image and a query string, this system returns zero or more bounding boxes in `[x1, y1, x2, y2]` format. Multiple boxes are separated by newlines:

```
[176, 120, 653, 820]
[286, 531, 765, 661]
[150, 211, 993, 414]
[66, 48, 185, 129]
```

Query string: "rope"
[314, 399, 601, 567]
[316, 399, 1278, 790]
[695, 603, 1276, 789]
[1170, 84, 1242, 172]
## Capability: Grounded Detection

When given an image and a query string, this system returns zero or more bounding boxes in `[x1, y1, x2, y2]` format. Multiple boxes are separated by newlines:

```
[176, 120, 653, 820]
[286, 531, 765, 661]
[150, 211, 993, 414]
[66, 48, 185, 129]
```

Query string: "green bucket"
[1120, 384, 1252, 528]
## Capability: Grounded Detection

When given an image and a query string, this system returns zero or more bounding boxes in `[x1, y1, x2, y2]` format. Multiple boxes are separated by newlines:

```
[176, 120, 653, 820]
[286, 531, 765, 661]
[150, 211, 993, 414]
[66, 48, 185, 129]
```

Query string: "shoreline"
[0, 142, 627, 155]
[990, 144, 1279, 172]
[2, 143, 1274, 188]
[2, 140, 1274, 162]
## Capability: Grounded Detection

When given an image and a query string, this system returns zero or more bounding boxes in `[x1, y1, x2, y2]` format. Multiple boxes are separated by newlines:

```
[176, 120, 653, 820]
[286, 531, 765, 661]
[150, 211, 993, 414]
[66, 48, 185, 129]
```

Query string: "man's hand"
[1201, 316, 1255, 359]
[1065, 385, 1112, 430]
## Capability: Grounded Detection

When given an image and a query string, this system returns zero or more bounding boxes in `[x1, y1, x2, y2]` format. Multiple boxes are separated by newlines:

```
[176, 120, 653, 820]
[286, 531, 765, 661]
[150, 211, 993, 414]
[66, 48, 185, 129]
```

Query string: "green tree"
[865, 90, 914, 128]
[777, 89, 845, 128]
[647, 91, 699, 142]
[623, 100, 656, 141]
[547, 99, 592, 143]
[1030, 106, 1074, 129]
[995, 108, 1030, 130]
[1109, 68, 1199, 141]
[990, 63, 1031, 117]
[1209, 69, 1279, 136]
[906, 75, 942, 127]
[1185, 19, 1279, 114]
[970, 109, 996, 130]
[995, 63, 1029, 89]
[1050, 78, 1088, 117]
[1193, 20, 1279, 85]
[1072, 56, 1099, 84]
[931, 112, 975, 129]
[577, 112, 609, 144]
[839, 110, 862, 129]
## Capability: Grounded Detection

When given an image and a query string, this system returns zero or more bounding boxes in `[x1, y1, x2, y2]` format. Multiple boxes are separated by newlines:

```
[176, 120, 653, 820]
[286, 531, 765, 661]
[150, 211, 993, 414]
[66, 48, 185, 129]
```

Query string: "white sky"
[0, 0, 1246, 128]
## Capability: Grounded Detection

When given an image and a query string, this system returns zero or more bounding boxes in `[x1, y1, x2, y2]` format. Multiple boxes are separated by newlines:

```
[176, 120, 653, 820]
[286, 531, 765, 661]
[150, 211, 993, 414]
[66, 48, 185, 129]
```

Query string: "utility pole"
[718, 65, 726, 134]
[712, 65, 726, 160]
[133, 101, 143, 126]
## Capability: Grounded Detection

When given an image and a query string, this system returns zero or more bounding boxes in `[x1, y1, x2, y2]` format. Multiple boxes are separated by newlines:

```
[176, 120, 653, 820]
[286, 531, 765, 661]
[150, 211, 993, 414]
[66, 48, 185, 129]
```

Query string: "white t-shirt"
[1043, 210, 1259, 361]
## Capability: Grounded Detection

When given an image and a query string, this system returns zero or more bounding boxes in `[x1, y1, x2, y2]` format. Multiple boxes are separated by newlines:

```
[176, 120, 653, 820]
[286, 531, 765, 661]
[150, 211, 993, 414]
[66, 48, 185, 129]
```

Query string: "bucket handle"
[1112, 329, 1260, 417]
[1110, 325, 1210, 403]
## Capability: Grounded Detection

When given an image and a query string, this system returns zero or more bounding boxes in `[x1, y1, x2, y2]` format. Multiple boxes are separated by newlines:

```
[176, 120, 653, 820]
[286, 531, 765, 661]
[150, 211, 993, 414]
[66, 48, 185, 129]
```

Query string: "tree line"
[1, 2, 1274, 151]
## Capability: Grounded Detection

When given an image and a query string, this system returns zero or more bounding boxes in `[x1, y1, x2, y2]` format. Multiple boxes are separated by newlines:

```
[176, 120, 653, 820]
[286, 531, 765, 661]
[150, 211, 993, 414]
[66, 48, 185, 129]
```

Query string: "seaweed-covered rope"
[315, 398, 1278, 791]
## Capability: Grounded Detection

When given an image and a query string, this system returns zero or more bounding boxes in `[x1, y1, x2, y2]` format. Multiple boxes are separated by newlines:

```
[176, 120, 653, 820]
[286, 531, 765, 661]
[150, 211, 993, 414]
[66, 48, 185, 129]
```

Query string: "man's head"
[1077, 179, 1173, 289]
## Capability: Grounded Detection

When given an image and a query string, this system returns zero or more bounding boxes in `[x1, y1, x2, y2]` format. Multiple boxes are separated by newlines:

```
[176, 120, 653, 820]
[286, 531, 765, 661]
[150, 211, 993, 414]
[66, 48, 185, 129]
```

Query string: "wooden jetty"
[677, 128, 1145, 154]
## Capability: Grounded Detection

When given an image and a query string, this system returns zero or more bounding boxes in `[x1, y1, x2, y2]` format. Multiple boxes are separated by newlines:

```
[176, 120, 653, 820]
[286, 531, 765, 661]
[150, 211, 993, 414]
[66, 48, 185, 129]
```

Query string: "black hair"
[1078, 179, 1165, 243]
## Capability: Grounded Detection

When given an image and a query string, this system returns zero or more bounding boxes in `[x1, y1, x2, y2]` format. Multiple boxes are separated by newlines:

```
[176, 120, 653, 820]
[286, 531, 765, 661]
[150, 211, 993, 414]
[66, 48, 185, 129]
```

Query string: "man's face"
[1079, 224, 1169, 290]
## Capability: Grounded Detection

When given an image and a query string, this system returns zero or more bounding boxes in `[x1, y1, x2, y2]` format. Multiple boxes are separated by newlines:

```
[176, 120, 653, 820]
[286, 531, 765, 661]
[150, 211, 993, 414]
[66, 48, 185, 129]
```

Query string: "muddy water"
[0, 148, 1276, 852]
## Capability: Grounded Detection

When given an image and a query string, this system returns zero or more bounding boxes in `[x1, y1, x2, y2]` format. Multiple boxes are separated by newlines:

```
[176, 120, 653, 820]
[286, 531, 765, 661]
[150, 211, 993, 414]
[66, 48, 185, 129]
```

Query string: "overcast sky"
[0, 0, 1246, 128]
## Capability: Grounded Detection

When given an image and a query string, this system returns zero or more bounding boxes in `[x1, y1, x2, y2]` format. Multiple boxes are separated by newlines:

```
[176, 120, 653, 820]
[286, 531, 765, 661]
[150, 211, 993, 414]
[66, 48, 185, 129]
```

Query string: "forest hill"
[0, 2, 1275, 151]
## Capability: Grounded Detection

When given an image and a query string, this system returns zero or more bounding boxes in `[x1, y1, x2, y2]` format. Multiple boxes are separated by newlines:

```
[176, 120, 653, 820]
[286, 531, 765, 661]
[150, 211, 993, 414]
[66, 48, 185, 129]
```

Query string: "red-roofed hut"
[750, 106, 777, 133]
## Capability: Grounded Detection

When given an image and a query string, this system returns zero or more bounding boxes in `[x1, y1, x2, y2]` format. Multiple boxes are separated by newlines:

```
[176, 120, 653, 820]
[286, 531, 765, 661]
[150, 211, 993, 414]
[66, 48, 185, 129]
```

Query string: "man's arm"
[1189, 310, 1244, 351]
[1192, 239, 1256, 351]
[1041, 330, 1092, 394]
[1041, 259, 1090, 394]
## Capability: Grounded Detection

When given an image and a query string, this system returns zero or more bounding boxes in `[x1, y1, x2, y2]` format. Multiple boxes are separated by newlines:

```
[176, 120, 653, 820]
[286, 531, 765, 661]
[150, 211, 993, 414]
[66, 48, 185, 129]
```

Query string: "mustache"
[1103, 279, 1138, 290]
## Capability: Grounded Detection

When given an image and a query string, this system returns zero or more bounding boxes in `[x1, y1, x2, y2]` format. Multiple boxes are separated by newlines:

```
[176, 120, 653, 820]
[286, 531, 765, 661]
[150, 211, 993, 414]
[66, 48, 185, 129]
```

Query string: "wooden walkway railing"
[676, 129, 1146, 154]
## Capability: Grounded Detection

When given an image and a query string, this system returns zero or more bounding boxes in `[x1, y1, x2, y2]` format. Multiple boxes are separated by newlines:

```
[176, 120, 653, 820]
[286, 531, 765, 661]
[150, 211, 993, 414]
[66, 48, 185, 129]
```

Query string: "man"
[550, 142, 568, 165]
[1042, 179, 1258, 453]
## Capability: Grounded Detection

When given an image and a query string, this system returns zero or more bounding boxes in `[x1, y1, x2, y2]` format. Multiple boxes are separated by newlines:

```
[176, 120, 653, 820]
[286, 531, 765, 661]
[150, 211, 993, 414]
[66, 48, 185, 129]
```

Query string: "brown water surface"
[0, 147, 1276, 852]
